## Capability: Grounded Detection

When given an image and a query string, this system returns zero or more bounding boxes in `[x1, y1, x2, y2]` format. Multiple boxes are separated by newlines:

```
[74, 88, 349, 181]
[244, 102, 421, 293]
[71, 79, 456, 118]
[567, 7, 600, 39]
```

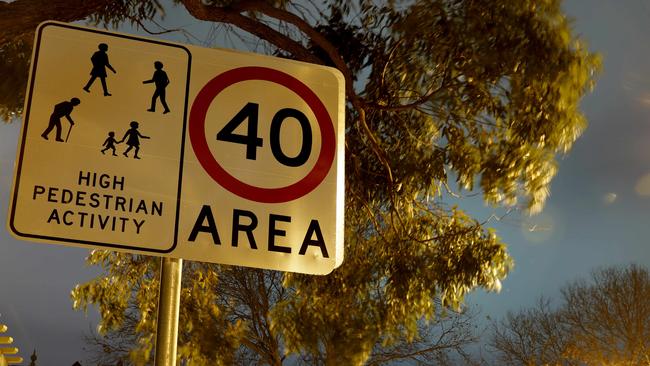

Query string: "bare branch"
[178, 0, 320, 64]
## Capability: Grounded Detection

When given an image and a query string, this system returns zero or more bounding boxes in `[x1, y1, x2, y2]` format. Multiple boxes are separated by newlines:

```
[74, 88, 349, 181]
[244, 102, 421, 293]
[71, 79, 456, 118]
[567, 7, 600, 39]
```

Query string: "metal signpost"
[7, 22, 345, 365]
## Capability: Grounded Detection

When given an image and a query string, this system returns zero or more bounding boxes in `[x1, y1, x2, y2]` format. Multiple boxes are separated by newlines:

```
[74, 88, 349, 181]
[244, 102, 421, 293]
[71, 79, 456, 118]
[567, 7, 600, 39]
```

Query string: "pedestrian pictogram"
[120, 121, 150, 159]
[101, 131, 119, 156]
[83, 43, 117, 96]
[8, 21, 344, 275]
[143, 61, 171, 114]
[41, 97, 80, 142]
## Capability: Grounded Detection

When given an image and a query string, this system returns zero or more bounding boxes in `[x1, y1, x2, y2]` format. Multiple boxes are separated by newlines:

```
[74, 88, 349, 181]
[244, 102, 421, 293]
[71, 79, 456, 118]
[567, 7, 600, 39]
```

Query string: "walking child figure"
[83, 43, 117, 96]
[101, 131, 120, 156]
[120, 121, 150, 159]
[143, 61, 170, 113]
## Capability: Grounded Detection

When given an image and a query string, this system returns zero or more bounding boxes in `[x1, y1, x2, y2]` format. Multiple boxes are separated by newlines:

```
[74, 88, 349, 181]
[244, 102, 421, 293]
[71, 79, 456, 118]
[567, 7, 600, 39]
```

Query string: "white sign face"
[8, 22, 345, 275]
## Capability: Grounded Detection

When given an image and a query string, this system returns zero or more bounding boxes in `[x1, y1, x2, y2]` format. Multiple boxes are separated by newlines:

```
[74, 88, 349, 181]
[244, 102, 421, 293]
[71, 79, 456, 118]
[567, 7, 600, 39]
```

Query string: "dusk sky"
[2, 0, 650, 364]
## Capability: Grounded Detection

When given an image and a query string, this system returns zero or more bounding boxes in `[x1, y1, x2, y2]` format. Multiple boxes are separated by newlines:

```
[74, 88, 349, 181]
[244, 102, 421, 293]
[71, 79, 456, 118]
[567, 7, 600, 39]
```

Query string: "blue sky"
[470, 0, 650, 325]
[2, 0, 650, 364]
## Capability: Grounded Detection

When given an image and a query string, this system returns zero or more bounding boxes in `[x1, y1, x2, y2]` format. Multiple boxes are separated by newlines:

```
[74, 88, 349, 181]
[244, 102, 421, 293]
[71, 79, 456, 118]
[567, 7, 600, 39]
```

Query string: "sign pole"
[154, 257, 182, 366]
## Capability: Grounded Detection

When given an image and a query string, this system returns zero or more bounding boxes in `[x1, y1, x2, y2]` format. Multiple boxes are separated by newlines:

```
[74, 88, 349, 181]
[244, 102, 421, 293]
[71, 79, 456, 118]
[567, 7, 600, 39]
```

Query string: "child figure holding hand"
[120, 121, 150, 159]
[101, 131, 119, 156]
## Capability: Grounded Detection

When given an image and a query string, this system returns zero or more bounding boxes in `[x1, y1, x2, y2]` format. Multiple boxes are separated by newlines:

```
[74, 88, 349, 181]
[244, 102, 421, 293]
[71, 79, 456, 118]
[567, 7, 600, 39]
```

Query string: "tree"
[1, 0, 599, 364]
[81, 263, 482, 366]
[490, 298, 573, 365]
[364, 306, 482, 366]
[490, 264, 650, 365]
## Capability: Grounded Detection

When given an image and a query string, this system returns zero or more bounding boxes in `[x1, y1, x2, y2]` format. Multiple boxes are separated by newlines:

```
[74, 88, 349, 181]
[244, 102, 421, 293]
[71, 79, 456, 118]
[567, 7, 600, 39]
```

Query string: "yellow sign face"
[8, 22, 345, 274]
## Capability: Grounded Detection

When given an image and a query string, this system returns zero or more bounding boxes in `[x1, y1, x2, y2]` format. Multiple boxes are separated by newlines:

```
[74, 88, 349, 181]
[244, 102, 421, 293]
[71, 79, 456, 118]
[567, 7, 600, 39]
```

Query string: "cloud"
[637, 93, 650, 107]
[521, 211, 556, 244]
[603, 192, 617, 205]
[635, 173, 650, 196]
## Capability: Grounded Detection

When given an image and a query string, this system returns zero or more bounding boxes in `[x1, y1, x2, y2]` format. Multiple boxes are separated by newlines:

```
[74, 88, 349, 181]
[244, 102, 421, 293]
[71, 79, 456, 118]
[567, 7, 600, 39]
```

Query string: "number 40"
[216, 102, 313, 167]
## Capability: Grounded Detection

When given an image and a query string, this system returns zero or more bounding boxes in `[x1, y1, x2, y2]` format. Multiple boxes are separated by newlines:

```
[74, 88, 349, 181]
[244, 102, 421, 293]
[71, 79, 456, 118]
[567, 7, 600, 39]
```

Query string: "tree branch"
[178, 0, 320, 64]
[0, 0, 110, 46]
[178, 1, 396, 186]
[229, 0, 355, 94]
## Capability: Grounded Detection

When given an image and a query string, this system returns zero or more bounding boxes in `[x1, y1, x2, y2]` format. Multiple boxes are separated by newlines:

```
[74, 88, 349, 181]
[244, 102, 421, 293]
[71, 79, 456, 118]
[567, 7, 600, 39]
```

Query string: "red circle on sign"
[189, 66, 336, 203]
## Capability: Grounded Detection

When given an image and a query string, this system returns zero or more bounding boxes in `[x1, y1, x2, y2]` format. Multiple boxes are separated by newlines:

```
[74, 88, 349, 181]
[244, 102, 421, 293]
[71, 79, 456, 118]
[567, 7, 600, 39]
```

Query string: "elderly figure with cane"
[41, 97, 80, 142]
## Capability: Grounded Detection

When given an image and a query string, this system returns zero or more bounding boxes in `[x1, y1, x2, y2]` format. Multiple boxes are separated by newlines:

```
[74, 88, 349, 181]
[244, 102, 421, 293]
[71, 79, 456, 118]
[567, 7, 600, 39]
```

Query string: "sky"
[471, 0, 650, 316]
[2, 0, 650, 365]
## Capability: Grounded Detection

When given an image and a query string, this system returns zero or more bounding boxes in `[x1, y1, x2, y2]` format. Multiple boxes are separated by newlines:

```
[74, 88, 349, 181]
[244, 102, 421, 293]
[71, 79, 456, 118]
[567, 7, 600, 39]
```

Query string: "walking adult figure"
[41, 97, 80, 142]
[82, 43, 116, 96]
[143, 61, 170, 113]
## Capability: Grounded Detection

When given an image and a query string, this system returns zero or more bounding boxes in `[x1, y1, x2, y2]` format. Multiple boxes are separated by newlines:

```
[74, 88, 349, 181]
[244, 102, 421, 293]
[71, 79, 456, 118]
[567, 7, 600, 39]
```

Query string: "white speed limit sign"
[180, 59, 345, 274]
